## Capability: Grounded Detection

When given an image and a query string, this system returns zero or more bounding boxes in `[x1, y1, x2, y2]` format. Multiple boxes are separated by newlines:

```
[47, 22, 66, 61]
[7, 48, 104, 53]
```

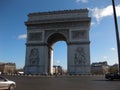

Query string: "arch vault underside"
[24, 9, 91, 75]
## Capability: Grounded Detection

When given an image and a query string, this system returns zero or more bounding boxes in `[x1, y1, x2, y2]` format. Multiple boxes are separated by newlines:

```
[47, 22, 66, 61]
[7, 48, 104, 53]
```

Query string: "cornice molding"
[28, 9, 88, 16]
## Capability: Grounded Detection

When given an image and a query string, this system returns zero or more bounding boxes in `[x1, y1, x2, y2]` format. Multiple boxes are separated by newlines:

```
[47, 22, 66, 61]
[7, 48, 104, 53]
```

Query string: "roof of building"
[91, 61, 108, 67]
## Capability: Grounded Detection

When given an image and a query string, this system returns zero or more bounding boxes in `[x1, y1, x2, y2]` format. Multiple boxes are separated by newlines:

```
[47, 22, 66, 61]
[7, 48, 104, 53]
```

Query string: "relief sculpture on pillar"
[29, 48, 39, 65]
[74, 47, 86, 65]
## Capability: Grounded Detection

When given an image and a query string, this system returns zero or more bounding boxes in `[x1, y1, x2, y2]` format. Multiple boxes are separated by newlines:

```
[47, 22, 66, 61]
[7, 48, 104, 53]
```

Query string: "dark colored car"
[105, 72, 120, 80]
[0, 76, 16, 90]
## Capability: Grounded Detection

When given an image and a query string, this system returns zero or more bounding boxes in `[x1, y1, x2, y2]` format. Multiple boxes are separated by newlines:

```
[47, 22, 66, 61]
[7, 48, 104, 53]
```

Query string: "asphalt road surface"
[2, 75, 120, 90]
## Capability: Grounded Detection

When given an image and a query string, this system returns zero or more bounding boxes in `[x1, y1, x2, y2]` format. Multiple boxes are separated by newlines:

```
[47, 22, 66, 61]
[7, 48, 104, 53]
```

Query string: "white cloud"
[18, 34, 27, 39]
[91, 22, 95, 26]
[103, 56, 108, 59]
[54, 60, 61, 65]
[76, 0, 88, 3]
[56, 60, 60, 64]
[110, 48, 116, 51]
[91, 4, 120, 22]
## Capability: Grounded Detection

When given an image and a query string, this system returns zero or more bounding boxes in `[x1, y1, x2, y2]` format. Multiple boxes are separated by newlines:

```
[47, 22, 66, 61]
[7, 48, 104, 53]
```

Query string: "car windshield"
[0, 76, 7, 81]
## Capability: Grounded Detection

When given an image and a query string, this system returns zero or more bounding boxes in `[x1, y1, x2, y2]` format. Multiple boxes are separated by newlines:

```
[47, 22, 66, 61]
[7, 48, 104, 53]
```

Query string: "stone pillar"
[68, 44, 90, 74]
[24, 44, 49, 75]
[68, 29, 91, 75]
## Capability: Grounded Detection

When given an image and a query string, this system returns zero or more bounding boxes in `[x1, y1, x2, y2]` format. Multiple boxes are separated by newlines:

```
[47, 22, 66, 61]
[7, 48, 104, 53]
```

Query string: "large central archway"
[24, 9, 91, 75]
[47, 33, 67, 46]
[47, 33, 67, 74]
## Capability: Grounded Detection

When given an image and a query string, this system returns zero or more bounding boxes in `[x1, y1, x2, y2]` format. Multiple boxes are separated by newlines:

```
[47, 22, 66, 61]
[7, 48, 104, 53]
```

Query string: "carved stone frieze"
[71, 31, 87, 40]
[28, 32, 42, 41]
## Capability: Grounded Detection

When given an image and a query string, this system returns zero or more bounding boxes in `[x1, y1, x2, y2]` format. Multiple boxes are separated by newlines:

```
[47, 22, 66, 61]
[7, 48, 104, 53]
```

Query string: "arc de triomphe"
[24, 9, 91, 75]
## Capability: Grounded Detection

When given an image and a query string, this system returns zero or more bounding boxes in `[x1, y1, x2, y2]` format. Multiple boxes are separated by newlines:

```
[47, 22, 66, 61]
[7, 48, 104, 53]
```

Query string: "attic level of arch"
[25, 19, 91, 30]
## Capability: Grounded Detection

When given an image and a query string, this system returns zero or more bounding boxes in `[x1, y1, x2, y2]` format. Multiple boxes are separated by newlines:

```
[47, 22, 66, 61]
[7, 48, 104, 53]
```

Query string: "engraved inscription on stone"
[74, 47, 86, 65]
[29, 48, 39, 65]
[71, 31, 86, 40]
[28, 32, 42, 41]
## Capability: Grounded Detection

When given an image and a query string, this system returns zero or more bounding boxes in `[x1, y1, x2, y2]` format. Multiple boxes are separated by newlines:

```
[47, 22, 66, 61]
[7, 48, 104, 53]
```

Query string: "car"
[0, 76, 16, 90]
[105, 72, 120, 80]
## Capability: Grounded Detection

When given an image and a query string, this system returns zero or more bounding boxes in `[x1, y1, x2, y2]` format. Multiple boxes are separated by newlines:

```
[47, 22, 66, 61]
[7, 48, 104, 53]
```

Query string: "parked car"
[105, 72, 120, 80]
[0, 76, 16, 90]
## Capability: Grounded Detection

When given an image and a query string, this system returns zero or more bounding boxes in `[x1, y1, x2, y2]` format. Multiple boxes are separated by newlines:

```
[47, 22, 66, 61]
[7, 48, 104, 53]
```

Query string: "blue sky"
[0, 0, 120, 69]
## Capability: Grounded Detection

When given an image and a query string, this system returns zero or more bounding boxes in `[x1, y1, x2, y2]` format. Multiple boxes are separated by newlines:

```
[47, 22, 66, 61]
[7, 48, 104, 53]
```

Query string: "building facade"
[24, 9, 91, 75]
[0, 62, 16, 74]
[53, 66, 63, 75]
[91, 61, 109, 74]
[109, 64, 118, 73]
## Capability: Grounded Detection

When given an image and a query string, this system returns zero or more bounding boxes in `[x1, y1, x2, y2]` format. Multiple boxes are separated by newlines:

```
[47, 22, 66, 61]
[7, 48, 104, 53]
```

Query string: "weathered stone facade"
[24, 9, 91, 75]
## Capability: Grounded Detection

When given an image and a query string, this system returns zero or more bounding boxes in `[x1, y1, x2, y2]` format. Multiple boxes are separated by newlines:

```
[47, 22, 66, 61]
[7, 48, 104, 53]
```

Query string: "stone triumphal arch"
[24, 9, 91, 75]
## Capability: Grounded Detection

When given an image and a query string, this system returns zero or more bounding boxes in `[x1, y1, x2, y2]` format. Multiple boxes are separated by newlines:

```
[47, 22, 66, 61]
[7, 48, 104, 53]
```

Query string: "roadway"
[2, 75, 120, 90]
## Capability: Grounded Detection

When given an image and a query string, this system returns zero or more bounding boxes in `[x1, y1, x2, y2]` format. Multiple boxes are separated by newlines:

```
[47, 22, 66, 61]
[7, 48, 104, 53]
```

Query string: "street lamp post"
[112, 0, 120, 72]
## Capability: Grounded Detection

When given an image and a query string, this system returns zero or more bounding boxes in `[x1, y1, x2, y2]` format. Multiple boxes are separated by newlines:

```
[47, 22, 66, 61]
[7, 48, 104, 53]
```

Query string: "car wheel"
[110, 78, 114, 80]
[108, 77, 113, 80]
[9, 84, 15, 90]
